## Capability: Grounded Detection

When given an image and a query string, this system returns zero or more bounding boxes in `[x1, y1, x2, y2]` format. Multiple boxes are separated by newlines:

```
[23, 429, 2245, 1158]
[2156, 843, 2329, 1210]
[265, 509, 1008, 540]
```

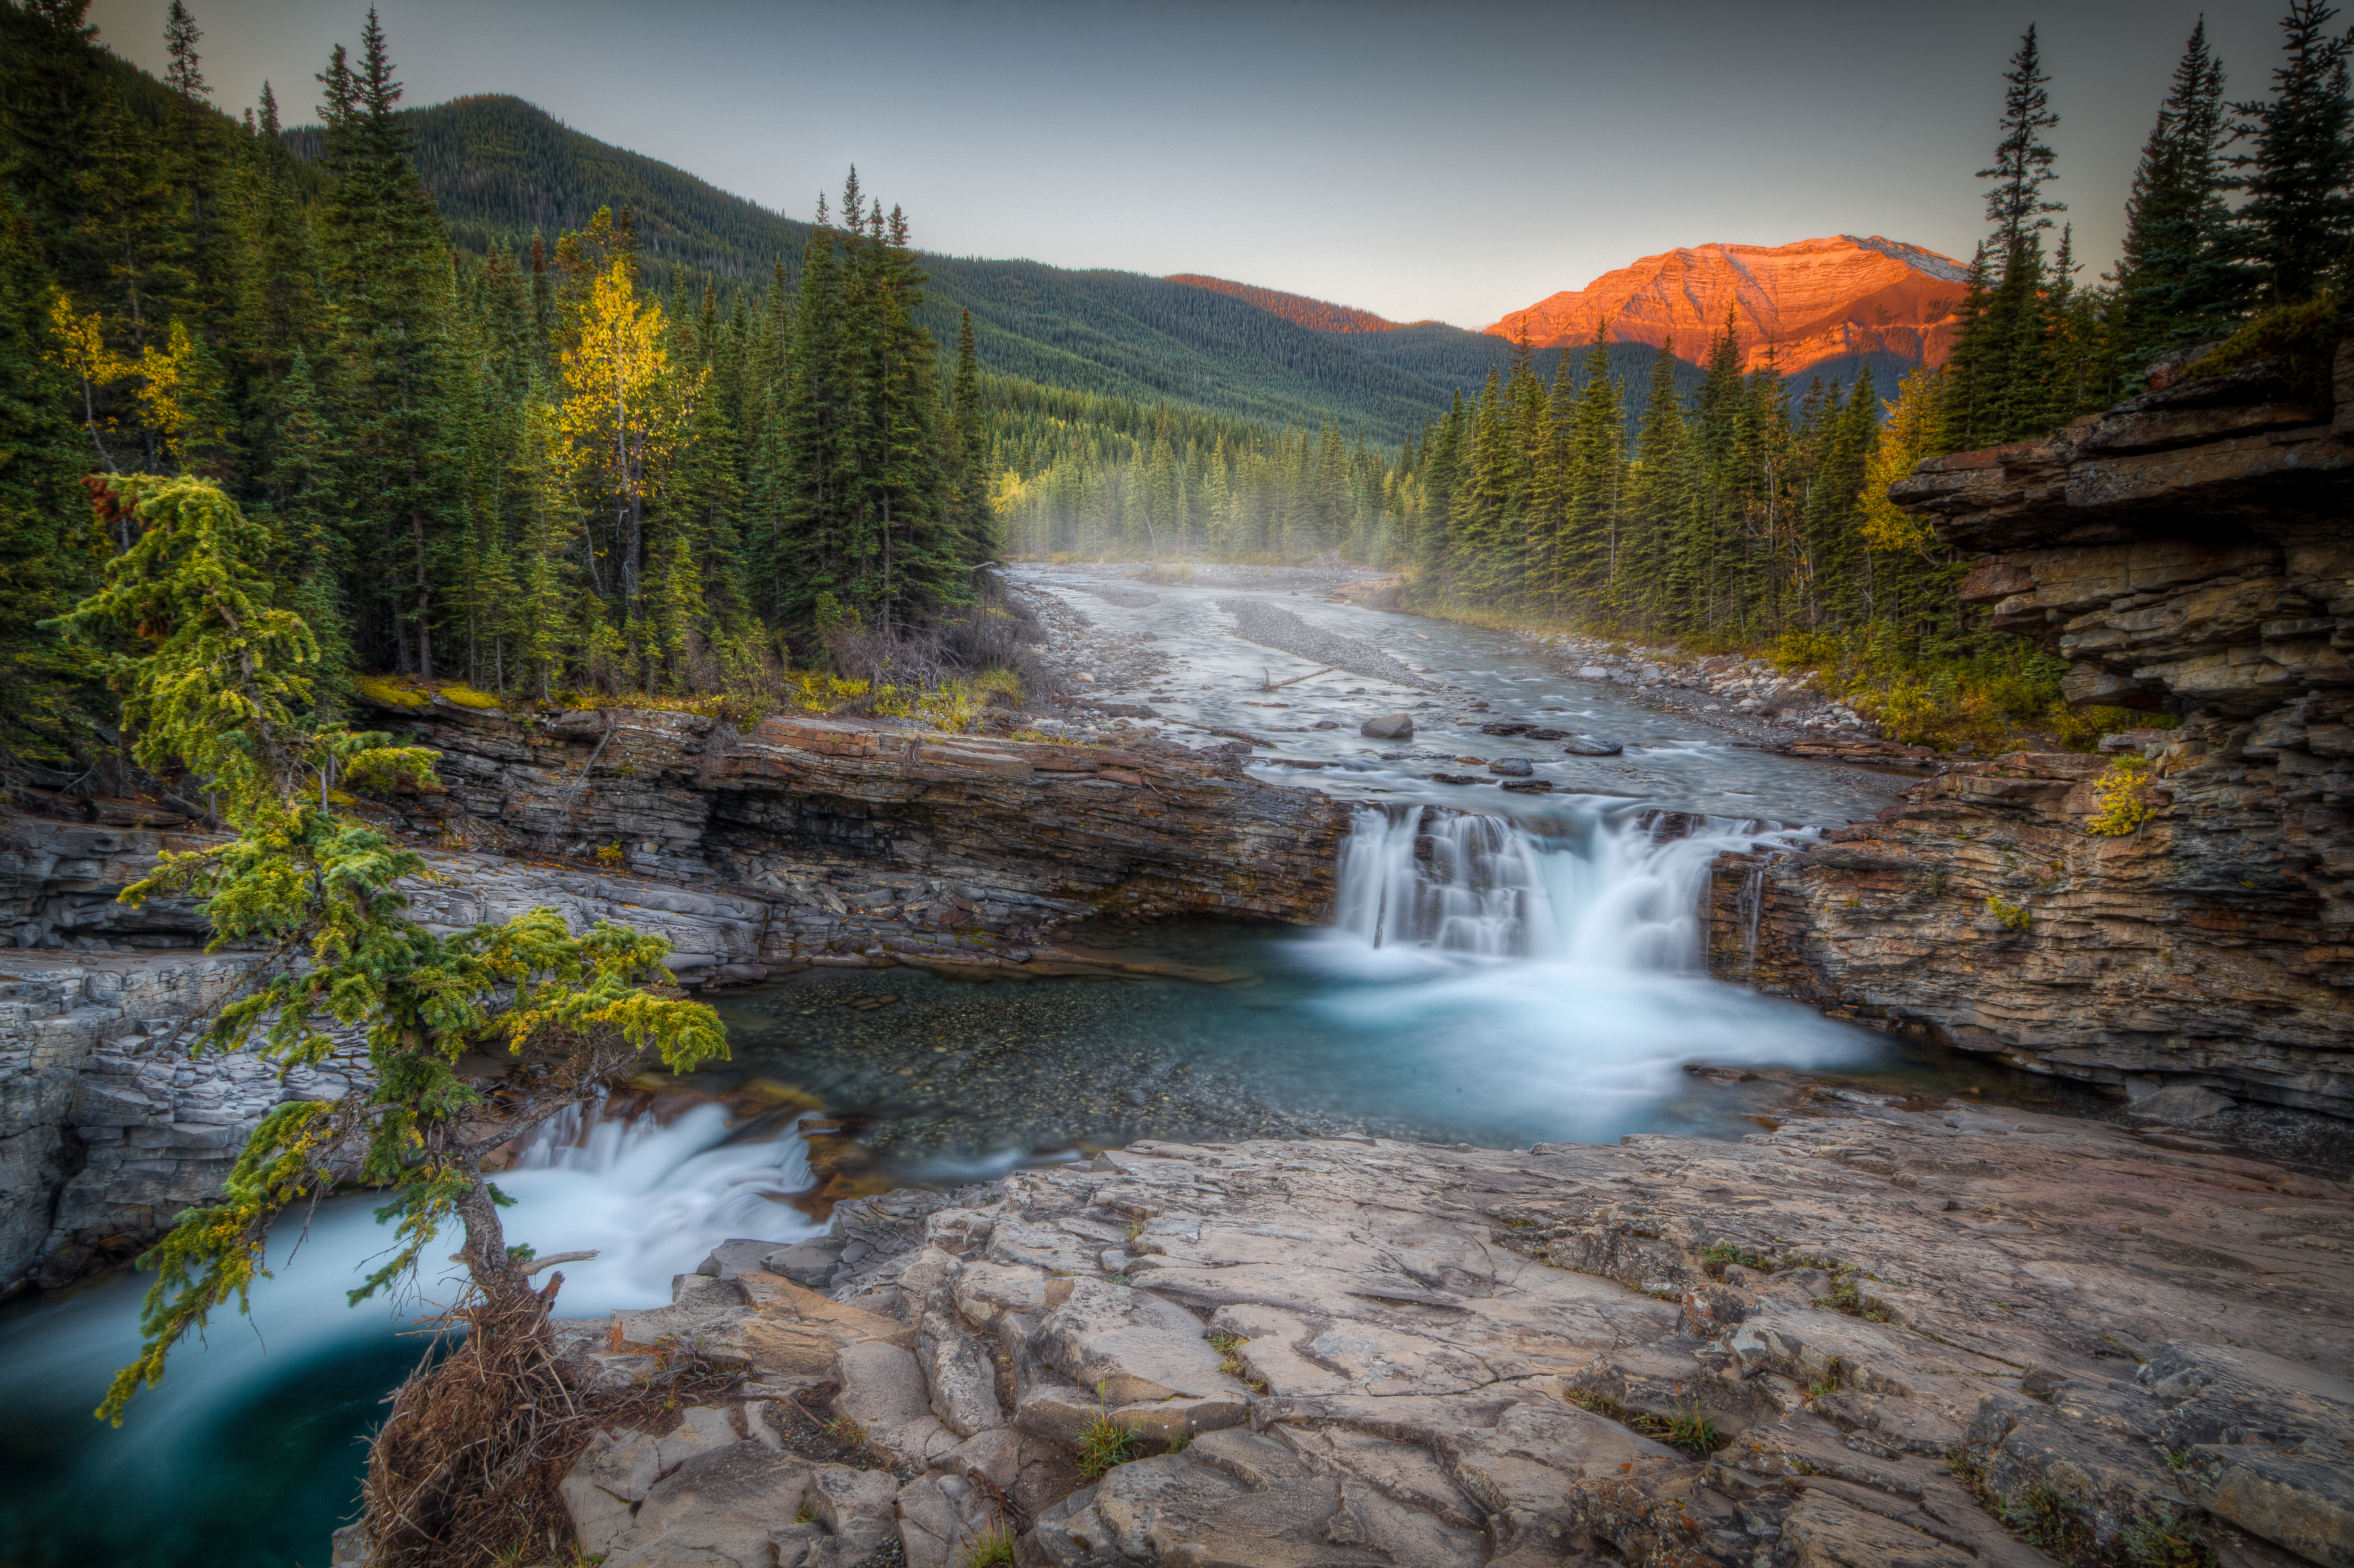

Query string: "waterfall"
[1296, 799, 1862, 1147]
[1330, 801, 1782, 972]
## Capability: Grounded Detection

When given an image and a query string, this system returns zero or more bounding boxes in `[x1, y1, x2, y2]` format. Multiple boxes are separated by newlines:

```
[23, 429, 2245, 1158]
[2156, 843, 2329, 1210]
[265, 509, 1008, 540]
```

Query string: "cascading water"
[1289, 798, 1872, 1140]
[0, 1106, 826, 1568]
[0, 801, 1889, 1568]
[1323, 800, 1779, 973]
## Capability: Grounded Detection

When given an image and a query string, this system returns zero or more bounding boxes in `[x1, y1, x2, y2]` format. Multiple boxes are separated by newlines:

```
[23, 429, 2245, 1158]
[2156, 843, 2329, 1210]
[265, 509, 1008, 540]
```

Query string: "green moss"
[2182, 294, 2340, 403]
[355, 675, 430, 710]
[433, 681, 503, 710]
[1987, 895, 2031, 931]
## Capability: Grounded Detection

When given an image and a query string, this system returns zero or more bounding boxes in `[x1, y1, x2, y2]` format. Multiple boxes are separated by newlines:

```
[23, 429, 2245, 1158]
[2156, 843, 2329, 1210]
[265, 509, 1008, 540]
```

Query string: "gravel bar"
[1216, 598, 1435, 691]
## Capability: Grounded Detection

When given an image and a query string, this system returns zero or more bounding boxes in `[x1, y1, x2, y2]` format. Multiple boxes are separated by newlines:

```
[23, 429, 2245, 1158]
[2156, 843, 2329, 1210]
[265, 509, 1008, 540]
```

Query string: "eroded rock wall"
[381, 706, 1348, 969]
[1710, 339, 2354, 1113]
[2, 716, 1348, 1287]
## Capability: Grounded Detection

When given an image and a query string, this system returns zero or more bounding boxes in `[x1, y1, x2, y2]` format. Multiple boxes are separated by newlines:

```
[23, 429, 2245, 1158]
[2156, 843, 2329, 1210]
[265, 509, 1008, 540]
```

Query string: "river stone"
[785, 1463, 897, 1568]
[836, 1338, 961, 1467]
[1360, 714, 1415, 740]
[2188, 1445, 2354, 1566]
[562, 1429, 665, 1557]
[1561, 736, 1623, 756]
[1036, 1427, 1486, 1568]
[1487, 757, 1533, 777]
[602, 1441, 814, 1568]
[1034, 1279, 1253, 1404]
[894, 1469, 1001, 1568]
[653, 1404, 740, 1471]
[918, 1312, 1005, 1437]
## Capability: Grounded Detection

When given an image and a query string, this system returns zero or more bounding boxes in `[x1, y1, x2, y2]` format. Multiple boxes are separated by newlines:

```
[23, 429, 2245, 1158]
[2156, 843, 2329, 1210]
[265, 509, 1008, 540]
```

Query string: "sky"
[87, 0, 2286, 329]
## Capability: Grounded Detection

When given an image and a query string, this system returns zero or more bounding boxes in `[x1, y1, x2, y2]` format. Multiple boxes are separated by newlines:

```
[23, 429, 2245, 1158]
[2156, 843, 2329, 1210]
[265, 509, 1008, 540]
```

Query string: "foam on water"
[0, 1108, 824, 1568]
[1286, 800, 1872, 1141]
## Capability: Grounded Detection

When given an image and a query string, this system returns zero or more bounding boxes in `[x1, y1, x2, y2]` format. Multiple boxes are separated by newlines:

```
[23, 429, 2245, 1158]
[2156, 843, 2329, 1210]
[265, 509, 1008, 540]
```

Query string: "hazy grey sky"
[87, 0, 2284, 328]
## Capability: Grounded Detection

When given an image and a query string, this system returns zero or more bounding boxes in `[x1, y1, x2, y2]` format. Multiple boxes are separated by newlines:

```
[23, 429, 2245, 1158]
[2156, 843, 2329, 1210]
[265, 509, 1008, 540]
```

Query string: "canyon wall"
[1709, 335, 2353, 1115]
[1, 716, 1348, 1289]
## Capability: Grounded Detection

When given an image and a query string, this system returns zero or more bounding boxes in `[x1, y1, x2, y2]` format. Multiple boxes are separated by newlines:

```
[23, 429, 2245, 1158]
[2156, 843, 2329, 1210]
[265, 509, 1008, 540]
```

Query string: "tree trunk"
[414, 511, 434, 681]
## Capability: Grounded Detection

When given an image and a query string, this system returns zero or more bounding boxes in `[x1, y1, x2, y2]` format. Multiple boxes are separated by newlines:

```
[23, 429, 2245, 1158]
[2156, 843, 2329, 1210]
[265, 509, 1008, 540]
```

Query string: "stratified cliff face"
[1, 714, 1350, 1290]
[1486, 234, 1967, 376]
[1710, 338, 2353, 1115]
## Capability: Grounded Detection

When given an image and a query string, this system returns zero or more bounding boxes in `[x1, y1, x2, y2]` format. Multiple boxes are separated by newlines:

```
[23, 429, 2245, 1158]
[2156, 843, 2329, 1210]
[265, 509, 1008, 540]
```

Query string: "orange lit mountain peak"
[1484, 235, 1970, 377]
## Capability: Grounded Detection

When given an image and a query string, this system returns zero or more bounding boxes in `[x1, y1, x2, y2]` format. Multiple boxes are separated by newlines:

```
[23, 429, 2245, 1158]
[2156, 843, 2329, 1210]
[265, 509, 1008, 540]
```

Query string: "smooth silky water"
[0, 605, 2096, 1568]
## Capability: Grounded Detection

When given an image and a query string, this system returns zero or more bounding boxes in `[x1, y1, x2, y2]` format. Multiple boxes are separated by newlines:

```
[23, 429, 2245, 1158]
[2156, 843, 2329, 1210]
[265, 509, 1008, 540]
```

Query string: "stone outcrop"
[1, 711, 1347, 1290]
[0, 945, 260, 1288]
[1487, 235, 1969, 377]
[1711, 335, 2354, 1113]
[554, 1091, 2354, 1566]
[372, 704, 1347, 968]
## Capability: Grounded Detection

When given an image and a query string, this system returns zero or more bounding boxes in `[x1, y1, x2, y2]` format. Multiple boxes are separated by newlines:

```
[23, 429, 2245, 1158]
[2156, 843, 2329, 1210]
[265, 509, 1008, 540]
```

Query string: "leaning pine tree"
[64, 473, 727, 1566]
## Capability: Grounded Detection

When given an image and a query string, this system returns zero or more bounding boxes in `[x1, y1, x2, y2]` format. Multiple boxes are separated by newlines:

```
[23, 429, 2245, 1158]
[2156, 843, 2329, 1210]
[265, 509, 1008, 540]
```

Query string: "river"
[0, 579, 2096, 1568]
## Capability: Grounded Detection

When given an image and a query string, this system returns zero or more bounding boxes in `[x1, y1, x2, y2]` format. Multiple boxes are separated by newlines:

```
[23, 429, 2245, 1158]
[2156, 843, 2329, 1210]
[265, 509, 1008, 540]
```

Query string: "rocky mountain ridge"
[1486, 234, 1969, 381]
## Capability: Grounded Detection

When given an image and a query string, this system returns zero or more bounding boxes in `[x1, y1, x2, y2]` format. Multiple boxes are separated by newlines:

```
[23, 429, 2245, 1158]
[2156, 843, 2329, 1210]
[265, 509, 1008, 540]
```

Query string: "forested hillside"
[327, 94, 1477, 441]
[1, 4, 1013, 771]
[1164, 274, 1411, 333]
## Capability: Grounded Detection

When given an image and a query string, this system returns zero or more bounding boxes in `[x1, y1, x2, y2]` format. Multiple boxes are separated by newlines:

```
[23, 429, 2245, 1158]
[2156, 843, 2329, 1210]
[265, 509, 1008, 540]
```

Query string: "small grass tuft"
[959, 1525, 1019, 1567]
[1075, 1412, 1139, 1481]
[1986, 895, 2031, 931]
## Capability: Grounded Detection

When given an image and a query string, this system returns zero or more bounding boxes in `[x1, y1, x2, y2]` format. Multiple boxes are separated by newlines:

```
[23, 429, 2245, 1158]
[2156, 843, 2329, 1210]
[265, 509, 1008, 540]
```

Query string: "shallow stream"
[0, 592, 2092, 1568]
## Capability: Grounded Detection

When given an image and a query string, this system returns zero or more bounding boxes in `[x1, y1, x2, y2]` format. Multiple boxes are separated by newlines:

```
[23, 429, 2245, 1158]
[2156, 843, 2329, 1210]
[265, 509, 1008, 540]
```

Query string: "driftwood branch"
[1261, 666, 1336, 691]
[519, 1250, 597, 1276]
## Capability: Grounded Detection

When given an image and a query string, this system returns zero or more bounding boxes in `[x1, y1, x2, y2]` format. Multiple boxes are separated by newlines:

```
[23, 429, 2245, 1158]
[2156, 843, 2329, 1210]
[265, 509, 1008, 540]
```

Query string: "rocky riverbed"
[504, 1088, 2353, 1568]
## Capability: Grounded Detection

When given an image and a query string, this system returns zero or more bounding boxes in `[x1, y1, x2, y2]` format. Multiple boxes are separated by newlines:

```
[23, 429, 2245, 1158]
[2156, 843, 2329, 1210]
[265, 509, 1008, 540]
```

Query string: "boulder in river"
[1488, 757, 1533, 777]
[1360, 713, 1414, 740]
[1562, 736, 1623, 757]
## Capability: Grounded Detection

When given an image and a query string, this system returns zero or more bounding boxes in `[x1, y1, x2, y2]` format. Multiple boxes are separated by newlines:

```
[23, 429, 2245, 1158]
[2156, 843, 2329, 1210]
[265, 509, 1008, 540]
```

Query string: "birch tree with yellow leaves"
[556, 257, 703, 673]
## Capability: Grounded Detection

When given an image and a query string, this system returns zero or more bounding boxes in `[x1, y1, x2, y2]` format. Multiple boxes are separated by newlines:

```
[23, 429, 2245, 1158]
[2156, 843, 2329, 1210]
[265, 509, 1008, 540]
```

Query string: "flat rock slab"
[563, 1100, 2354, 1568]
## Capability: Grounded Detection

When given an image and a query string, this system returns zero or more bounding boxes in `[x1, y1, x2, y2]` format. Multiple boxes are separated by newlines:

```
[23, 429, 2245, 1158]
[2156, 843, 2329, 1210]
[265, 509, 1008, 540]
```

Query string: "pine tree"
[2108, 20, 2243, 376]
[161, 0, 226, 323]
[1950, 27, 2067, 446]
[2228, 0, 2354, 305]
[313, 12, 466, 677]
[0, 191, 103, 764]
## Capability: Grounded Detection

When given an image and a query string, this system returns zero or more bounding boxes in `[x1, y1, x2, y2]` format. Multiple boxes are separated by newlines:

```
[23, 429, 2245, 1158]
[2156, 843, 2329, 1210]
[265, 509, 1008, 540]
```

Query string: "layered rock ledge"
[2, 714, 1349, 1290]
[536, 1092, 2354, 1568]
[1708, 339, 2354, 1115]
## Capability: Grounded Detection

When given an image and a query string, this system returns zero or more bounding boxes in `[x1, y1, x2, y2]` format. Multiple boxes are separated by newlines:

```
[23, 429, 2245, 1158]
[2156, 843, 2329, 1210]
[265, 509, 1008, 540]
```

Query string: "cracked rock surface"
[558, 1093, 2353, 1566]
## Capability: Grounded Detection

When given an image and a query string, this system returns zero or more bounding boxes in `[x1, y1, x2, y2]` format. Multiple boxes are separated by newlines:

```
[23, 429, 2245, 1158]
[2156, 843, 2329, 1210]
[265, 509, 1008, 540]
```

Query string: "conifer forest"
[1, 0, 2347, 771]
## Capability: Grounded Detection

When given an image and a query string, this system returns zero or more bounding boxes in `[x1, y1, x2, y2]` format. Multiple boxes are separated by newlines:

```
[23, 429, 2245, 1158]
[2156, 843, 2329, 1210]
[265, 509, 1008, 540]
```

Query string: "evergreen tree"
[2228, 0, 2354, 305]
[1949, 26, 2067, 446]
[2108, 20, 2243, 376]
[313, 13, 466, 677]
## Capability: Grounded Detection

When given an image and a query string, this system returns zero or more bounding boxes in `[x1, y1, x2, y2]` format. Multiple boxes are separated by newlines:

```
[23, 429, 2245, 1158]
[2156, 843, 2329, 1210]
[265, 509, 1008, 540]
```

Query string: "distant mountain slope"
[1487, 234, 1968, 381]
[287, 95, 1739, 439]
[1166, 274, 1414, 333]
[1346, 323, 1710, 405]
[287, 95, 1467, 439]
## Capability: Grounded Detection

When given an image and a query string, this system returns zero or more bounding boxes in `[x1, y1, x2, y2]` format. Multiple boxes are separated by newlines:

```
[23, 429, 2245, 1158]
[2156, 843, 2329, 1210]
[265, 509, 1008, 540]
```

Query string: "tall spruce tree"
[1951, 25, 2067, 447]
[2108, 20, 2243, 377]
[2228, 0, 2354, 305]
[313, 13, 465, 676]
